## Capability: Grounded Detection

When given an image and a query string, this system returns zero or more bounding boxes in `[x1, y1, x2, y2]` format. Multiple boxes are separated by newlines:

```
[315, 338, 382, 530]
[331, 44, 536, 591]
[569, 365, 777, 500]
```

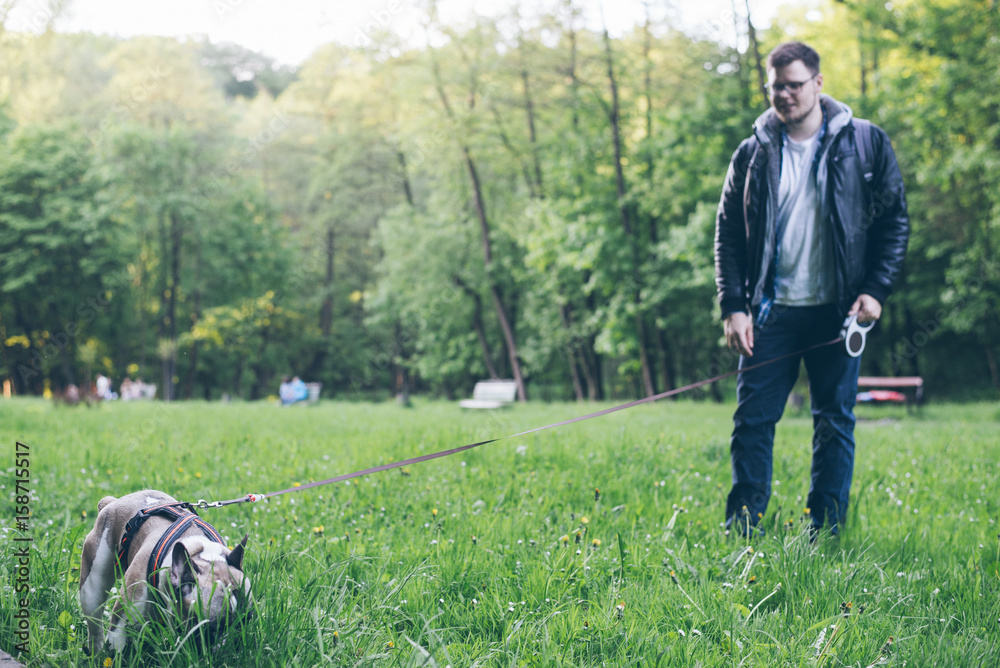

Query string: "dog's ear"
[170, 542, 200, 588]
[226, 533, 248, 570]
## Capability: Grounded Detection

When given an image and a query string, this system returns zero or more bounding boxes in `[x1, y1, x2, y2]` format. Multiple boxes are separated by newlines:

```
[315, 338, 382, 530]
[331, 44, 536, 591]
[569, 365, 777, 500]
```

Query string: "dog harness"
[116, 501, 226, 590]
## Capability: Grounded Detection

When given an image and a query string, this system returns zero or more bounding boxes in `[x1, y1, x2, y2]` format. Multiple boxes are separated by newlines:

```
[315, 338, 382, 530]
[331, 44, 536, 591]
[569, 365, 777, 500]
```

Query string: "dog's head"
[168, 533, 253, 641]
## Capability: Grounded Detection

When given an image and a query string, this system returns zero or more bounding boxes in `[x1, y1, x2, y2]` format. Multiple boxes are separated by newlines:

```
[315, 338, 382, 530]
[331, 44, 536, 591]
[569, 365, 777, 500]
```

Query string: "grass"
[1, 396, 998, 667]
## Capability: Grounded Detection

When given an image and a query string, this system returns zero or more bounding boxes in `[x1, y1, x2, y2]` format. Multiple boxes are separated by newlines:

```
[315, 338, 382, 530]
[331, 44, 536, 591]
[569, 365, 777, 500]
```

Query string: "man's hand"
[848, 294, 882, 324]
[724, 312, 755, 357]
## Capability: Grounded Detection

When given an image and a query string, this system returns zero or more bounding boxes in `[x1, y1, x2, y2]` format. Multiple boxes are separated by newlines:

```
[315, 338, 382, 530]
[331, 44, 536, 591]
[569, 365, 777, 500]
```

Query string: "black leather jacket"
[714, 96, 909, 319]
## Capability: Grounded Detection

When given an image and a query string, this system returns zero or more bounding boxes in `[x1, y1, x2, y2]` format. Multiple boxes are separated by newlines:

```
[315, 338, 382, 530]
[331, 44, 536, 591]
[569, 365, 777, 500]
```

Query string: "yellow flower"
[332, 630, 339, 645]
[591, 538, 601, 547]
[386, 640, 395, 649]
[103, 658, 114, 668]
[560, 534, 570, 544]
[803, 507, 811, 516]
[312, 526, 324, 535]
[195, 472, 202, 479]
[431, 508, 438, 517]
[581, 516, 589, 525]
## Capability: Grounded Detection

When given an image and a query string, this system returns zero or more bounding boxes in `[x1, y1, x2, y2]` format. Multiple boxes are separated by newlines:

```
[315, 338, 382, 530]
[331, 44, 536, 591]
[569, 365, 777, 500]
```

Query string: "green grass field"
[1, 397, 998, 667]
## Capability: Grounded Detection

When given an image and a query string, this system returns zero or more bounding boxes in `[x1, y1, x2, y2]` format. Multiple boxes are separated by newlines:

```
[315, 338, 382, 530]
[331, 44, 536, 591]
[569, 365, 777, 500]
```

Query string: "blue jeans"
[725, 304, 860, 534]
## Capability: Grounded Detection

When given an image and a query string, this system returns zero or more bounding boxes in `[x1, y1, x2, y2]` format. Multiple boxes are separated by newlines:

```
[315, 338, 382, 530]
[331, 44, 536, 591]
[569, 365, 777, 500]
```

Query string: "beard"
[774, 93, 819, 126]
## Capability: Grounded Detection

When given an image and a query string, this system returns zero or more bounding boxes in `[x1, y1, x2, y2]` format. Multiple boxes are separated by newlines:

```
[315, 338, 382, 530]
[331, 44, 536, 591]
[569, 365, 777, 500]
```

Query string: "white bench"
[305, 382, 322, 405]
[459, 380, 518, 409]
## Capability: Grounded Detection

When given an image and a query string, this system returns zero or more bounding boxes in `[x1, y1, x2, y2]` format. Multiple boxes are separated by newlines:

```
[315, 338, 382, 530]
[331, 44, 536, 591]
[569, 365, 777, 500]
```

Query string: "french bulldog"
[79, 490, 252, 653]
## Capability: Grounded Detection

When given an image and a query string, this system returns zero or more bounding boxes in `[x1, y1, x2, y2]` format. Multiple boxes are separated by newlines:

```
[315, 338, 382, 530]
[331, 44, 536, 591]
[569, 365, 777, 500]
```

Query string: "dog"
[79, 490, 252, 653]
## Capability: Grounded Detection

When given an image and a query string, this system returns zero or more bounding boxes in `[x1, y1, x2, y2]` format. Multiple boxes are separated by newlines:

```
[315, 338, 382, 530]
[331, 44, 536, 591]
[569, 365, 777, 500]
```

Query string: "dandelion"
[386, 640, 395, 649]
[803, 507, 811, 516]
[575, 531, 582, 544]
[312, 526, 324, 536]
[670, 570, 679, 585]
[103, 659, 113, 668]
[594, 488, 601, 502]
[592, 538, 601, 548]
[581, 516, 589, 525]
[432, 508, 438, 517]
[840, 601, 853, 615]
[560, 534, 570, 546]
[614, 601, 624, 620]
[401, 469, 411, 476]
[472, 535, 478, 545]
[748, 575, 756, 584]
[332, 631, 339, 646]
[195, 472, 202, 479]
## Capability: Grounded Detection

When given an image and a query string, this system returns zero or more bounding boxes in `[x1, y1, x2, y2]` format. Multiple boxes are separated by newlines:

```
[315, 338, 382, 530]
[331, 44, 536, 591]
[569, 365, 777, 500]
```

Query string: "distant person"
[120, 377, 135, 401]
[714, 42, 909, 538]
[95, 374, 116, 400]
[279, 375, 295, 405]
[290, 376, 308, 403]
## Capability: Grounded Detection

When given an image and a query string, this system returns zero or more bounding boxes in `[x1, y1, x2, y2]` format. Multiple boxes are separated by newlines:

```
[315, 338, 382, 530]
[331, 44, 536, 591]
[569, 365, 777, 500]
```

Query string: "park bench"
[857, 376, 923, 412]
[305, 382, 322, 405]
[459, 379, 518, 409]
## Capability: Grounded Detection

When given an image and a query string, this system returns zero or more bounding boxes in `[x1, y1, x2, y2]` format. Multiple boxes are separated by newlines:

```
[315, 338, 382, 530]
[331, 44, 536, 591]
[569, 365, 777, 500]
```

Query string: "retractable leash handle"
[840, 314, 875, 357]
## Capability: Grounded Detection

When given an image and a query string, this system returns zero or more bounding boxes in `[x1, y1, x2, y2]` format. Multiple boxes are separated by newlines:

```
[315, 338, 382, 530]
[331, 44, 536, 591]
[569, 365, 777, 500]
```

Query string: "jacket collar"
[752, 94, 854, 148]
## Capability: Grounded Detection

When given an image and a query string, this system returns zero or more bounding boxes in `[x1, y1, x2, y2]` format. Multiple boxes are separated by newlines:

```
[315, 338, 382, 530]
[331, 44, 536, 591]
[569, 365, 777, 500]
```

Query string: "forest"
[1, 0, 997, 402]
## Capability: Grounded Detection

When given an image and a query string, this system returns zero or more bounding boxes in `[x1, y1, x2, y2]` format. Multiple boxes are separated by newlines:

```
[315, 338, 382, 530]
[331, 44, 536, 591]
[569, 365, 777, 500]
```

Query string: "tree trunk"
[986, 345, 1000, 392]
[521, 66, 544, 197]
[745, 0, 769, 109]
[397, 150, 415, 207]
[602, 24, 655, 397]
[454, 275, 500, 379]
[657, 327, 678, 396]
[162, 211, 182, 402]
[431, 52, 527, 401]
[310, 225, 335, 378]
[559, 304, 585, 401]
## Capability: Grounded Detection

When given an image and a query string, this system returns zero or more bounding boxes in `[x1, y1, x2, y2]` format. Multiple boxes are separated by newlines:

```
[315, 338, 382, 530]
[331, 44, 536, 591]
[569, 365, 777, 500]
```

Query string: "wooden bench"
[459, 380, 518, 409]
[857, 376, 923, 411]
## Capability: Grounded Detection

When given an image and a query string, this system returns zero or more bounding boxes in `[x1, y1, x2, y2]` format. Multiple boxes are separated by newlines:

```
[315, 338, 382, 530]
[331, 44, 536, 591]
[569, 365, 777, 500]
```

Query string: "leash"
[194, 332, 853, 511]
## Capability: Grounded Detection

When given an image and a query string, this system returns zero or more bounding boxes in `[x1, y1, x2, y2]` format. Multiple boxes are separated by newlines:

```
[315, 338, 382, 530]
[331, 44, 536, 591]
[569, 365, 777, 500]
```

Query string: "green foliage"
[1, 0, 998, 400]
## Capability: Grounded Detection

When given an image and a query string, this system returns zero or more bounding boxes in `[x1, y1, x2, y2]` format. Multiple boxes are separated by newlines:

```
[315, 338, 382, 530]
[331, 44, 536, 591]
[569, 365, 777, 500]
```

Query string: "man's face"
[767, 60, 823, 125]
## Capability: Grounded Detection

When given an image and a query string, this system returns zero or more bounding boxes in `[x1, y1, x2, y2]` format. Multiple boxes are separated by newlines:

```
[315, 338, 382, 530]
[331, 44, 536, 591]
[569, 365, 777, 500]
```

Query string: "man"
[714, 42, 909, 537]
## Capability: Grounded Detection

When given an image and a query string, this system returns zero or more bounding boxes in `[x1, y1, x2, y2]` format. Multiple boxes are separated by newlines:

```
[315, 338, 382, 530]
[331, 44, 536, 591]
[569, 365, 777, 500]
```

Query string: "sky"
[5, 0, 788, 66]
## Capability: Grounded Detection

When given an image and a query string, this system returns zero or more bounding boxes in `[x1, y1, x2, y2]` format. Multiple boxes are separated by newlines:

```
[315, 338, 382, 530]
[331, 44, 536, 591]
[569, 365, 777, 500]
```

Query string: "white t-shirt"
[774, 131, 836, 306]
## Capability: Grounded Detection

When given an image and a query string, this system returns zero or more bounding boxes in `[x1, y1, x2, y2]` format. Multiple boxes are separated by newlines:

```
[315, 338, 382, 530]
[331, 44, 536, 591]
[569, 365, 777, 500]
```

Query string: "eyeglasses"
[766, 74, 817, 95]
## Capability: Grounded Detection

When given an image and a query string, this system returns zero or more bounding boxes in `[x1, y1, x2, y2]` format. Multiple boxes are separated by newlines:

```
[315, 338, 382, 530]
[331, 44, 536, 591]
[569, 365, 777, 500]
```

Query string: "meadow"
[1, 397, 998, 667]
